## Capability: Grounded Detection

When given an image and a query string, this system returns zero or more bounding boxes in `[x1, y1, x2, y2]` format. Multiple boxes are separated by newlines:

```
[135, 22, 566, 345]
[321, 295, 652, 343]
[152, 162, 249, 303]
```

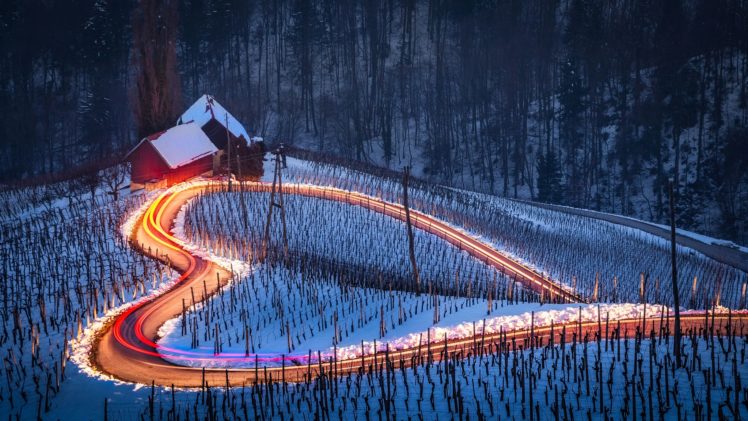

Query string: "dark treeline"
[1, 0, 747, 240]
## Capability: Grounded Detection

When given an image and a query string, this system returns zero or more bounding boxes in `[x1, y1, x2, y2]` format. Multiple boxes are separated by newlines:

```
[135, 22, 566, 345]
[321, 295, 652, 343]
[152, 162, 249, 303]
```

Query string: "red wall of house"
[129, 143, 170, 184]
[130, 142, 214, 186]
[164, 155, 213, 185]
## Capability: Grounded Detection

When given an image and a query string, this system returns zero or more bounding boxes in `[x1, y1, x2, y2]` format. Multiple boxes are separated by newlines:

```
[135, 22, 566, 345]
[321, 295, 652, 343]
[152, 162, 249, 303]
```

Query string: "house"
[125, 95, 263, 189]
[126, 122, 218, 189]
[177, 94, 251, 149]
[177, 94, 265, 179]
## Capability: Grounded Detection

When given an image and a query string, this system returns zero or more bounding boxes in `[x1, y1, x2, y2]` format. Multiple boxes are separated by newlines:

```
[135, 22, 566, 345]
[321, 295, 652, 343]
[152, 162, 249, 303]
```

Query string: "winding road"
[92, 181, 748, 387]
[514, 199, 748, 273]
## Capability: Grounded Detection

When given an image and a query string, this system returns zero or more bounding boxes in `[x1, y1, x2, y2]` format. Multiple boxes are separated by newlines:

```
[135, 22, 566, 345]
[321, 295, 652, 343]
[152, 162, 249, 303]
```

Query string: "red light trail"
[91, 181, 745, 387]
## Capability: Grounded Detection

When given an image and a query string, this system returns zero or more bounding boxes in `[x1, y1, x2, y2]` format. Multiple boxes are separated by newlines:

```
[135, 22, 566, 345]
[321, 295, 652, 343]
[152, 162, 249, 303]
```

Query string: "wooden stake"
[402, 166, 420, 294]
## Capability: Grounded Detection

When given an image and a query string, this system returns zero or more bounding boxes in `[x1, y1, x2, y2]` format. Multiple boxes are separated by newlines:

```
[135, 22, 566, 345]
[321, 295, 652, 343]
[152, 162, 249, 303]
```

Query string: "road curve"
[92, 182, 747, 387]
[513, 199, 748, 273]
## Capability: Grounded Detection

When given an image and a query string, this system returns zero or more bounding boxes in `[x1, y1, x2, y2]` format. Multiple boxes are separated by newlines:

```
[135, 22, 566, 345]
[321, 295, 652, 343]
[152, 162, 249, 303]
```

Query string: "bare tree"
[102, 164, 129, 201]
[79, 171, 101, 203]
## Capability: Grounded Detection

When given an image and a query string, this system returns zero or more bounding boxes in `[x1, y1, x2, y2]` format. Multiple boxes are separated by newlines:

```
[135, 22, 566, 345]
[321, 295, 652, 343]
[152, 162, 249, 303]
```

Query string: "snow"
[523, 199, 748, 253]
[45, 370, 154, 420]
[149, 122, 218, 169]
[171, 195, 252, 278]
[337, 304, 649, 359]
[68, 333, 748, 420]
[69, 178, 231, 386]
[69, 269, 179, 382]
[281, 50, 748, 247]
[153, 166, 711, 369]
[277, 157, 747, 308]
[120, 189, 161, 238]
[0, 174, 177, 419]
[652, 222, 748, 253]
[5, 155, 746, 419]
[178, 94, 251, 143]
[156, 297, 666, 368]
[0, 165, 132, 225]
[156, 183, 538, 367]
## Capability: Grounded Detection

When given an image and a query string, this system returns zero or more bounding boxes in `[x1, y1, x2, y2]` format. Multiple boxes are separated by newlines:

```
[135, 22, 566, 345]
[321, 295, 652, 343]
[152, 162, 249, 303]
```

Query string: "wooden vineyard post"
[641, 273, 648, 335]
[277, 152, 288, 258]
[669, 180, 682, 367]
[181, 299, 186, 336]
[402, 166, 420, 294]
[593, 273, 599, 302]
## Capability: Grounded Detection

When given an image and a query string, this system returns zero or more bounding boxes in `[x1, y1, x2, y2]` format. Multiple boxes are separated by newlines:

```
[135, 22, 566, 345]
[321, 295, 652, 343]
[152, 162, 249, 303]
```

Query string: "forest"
[0, 0, 747, 241]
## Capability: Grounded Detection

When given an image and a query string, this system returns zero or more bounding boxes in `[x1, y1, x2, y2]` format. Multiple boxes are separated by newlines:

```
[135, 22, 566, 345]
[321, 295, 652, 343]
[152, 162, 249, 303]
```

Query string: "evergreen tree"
[710, 128, 748, 242]
[558, 56, 586, 206]
[79, 0, 123, 160]
[537, 149, 564, 204]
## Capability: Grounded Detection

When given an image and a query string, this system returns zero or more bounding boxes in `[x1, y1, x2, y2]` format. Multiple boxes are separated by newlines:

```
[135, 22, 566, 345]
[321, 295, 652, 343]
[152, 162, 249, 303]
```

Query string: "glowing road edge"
[78, 179, 746, 386]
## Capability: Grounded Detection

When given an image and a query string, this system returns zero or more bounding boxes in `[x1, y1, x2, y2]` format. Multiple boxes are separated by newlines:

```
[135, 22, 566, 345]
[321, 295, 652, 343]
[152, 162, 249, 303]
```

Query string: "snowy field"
[134, 325, 748, 420]
[0, 157, 746, 419]
[157, 186, 540, 367]
[277, 157, 747, 309]
[157, 167, 745, 368]
[0, 169, 177, 419]
[160, 156, 745, 311]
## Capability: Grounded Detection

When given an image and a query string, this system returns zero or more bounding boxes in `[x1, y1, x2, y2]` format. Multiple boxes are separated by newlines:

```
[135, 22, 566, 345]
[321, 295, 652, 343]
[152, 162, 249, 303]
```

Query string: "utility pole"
[236, 132, 247, 229]
[262, 151, 288, 261]
[236, 140, 243, 186]
[402, 166, 420, 294]
[277, 152, 288, 258]
[669, 178, 682, 367]
[226, 113, 232, 192]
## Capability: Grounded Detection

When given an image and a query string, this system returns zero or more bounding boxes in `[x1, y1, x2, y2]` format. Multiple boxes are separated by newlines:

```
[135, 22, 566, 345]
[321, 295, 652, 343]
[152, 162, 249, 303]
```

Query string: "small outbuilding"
[126, 122, 218, 189]
[177, 94, 251, 149]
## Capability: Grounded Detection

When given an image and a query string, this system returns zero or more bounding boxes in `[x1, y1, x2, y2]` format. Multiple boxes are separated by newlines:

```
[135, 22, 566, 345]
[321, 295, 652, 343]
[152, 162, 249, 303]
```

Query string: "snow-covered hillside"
[277, 157, 746, 309]
[1, 155, 745, 419]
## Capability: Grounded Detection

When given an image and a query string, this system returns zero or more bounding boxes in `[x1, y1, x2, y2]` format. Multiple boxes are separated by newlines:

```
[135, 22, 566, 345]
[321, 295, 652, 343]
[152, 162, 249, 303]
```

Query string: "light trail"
[92, 181, 747, 386]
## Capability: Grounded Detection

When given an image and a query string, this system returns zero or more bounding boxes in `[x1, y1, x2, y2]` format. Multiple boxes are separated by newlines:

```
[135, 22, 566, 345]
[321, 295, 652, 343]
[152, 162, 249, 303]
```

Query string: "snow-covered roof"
[178, 94, 251, 142]
[131, 122, 218, 169]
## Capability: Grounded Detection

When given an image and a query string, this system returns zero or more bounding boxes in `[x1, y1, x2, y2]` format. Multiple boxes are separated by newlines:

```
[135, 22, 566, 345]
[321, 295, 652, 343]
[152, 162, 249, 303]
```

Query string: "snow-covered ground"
[520, 198, 748, 254]
[158, 185, 541, 367]
[276, 157, 748, 309]
[140, 331, 748, 420]
[153, 156, 746, 373]
[1, 155, 746, 419]
[0, 171, 171, 419]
